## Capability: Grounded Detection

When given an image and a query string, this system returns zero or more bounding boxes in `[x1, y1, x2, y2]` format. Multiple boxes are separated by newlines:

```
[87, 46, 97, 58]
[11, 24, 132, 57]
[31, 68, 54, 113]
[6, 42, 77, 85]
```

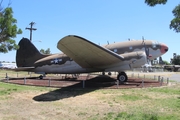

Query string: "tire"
[108, 72, 112, 76]
[39, 75, 43, 79]
[117, 72, 128, 82]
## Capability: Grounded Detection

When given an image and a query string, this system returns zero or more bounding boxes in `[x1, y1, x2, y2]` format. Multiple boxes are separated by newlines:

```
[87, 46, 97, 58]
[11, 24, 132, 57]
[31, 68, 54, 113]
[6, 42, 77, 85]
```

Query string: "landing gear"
[39, 75, 43, 79]
[108, 72, 112, 76]
[117, 72, 128, 82]
[102, 72, 105, 75]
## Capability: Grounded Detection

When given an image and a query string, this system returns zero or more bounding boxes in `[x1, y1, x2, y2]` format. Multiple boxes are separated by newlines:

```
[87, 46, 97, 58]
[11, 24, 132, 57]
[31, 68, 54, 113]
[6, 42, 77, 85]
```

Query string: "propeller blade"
[142, 39, 150, 64]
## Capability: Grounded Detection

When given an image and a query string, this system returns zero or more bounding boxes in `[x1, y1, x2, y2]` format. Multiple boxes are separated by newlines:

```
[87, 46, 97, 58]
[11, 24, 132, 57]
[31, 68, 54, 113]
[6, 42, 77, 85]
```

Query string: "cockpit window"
[152, 41, 159, 48]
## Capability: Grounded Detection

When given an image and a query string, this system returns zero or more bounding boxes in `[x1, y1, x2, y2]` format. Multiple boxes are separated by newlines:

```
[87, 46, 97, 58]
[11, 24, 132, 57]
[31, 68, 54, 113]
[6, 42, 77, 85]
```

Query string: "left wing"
[57, 35, 124, 68]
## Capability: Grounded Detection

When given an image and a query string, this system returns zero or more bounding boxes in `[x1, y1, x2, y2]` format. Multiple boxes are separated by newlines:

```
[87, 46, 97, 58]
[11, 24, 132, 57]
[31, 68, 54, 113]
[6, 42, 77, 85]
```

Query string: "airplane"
[15, 35, 168, 82]
[0, 62, 17, 69]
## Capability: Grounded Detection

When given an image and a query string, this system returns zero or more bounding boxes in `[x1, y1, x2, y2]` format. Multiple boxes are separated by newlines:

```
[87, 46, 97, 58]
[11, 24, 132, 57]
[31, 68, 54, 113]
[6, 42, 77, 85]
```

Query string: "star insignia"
[51, 58, 62, 64]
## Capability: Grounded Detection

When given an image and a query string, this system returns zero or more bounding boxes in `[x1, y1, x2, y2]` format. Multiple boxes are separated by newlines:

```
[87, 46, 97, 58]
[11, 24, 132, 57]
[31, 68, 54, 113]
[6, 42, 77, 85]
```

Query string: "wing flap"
[57, 35, 124, 68]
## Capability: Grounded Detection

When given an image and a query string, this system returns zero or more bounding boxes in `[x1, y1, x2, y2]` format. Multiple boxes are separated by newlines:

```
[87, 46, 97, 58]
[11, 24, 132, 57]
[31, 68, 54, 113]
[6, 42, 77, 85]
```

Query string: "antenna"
[142, 36, 145, 42]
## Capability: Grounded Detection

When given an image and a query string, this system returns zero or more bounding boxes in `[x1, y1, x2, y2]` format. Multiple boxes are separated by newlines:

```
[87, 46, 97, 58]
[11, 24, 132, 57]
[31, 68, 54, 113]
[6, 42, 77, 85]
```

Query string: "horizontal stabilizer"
[13, 67, 35, 71]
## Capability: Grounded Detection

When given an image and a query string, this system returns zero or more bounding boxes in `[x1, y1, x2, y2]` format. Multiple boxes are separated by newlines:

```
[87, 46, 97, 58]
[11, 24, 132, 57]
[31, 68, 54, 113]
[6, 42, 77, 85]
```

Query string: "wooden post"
[49, 78, 51, 87]
[6, 73, 8, 78]
[154, 75, 156, 80]
[82, 80, 85, 88]
[160, 77, 164, 86]
[142, 79, 144, 87]
[167, 78, 169, 85]
[116, 80, 119, 89]
[24, 77, 26, 84]
[158, 76, 160, 82]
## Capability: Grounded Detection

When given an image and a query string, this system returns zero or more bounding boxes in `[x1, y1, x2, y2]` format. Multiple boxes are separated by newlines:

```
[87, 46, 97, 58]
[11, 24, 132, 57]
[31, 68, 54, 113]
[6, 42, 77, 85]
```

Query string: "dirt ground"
[2, 75, 166, 89]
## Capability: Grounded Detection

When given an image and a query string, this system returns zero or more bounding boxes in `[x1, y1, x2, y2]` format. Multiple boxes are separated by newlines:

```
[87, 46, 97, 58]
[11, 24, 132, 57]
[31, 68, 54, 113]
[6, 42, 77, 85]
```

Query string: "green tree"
[40, 48, 51, 54]
[40, 49, 45, 54]
[171, 55, 180, 65]
[145, 0, 167, 6]
[163, 60, 170, 65]
[145, 0, 180, 32]
[0, 6, 22, 53]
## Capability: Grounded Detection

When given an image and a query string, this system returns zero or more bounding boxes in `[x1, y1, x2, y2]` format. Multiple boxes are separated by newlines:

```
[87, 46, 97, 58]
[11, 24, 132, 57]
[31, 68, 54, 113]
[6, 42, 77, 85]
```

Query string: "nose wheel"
[117, 72, 128, 82]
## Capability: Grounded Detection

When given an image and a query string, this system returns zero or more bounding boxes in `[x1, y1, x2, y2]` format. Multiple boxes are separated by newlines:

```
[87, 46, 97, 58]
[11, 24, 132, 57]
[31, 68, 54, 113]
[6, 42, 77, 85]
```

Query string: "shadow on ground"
[32, 75, 160, 102]
[1, 75, 162, 102]
[33, 76, 117, 102]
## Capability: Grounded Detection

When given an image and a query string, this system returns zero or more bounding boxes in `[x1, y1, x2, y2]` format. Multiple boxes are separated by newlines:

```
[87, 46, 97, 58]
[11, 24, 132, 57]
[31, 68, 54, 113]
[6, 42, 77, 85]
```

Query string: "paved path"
[169, 74, 180, 82]
[127, 71, 180, 82]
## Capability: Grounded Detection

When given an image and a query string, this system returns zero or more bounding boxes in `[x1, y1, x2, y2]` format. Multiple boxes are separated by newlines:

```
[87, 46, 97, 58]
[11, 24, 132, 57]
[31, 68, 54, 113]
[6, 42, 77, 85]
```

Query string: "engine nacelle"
[105, 51, 147, 71]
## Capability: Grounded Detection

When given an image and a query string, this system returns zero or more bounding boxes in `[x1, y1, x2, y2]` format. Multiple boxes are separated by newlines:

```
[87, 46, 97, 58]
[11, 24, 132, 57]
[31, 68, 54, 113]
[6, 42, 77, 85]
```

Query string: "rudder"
[16, 38, 46, 67]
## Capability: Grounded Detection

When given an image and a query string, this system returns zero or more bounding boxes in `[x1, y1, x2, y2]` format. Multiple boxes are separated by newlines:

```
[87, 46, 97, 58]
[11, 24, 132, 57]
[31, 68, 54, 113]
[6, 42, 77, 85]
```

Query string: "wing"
[57, 35, 124, 68]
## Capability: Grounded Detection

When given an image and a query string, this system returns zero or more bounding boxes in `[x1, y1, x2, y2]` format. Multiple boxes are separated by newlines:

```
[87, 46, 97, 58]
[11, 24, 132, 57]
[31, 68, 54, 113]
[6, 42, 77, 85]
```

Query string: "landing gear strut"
[117, 72, 128, 82]
[39, 75, 43, 79]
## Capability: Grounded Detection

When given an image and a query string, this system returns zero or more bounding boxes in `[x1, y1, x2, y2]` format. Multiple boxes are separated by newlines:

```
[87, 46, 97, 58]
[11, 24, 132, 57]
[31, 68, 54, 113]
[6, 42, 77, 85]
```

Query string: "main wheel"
[117, 72, 128, 82]
[108, 72, 112, 76]
[39, 75, 43, 79]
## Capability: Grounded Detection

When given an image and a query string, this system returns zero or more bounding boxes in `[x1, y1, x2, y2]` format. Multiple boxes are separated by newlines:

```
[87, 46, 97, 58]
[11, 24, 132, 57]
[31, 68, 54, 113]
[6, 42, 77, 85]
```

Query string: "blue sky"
[0, 0, 179, 63]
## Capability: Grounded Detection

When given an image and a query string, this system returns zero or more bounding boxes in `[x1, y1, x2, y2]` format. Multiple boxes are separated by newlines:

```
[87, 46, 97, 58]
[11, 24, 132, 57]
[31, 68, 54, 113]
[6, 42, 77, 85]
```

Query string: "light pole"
[26, 22, 37, 41]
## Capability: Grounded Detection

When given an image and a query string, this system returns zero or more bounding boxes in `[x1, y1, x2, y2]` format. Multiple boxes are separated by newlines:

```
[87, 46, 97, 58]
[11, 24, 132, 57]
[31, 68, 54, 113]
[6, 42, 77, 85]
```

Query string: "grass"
[0, 70, 180, 119]
[93, 85, 180, 120]
[0, 69, 39, 79]
[0, 82, 180, 119]
[0, 81, 55, 96]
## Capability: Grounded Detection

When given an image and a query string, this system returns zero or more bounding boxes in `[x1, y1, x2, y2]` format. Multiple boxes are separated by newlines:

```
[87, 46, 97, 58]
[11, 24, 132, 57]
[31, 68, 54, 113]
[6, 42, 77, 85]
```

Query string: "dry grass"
[0, 83, 179, 120]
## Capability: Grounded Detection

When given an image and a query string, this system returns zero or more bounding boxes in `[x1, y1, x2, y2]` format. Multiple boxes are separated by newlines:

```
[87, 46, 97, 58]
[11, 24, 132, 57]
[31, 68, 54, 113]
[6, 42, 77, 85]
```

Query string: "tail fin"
[16, 38, 47, 67]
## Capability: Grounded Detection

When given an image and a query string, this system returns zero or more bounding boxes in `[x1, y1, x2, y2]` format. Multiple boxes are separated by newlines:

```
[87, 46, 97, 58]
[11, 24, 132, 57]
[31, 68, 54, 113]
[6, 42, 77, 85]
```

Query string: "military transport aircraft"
[15, 35, 168, 82]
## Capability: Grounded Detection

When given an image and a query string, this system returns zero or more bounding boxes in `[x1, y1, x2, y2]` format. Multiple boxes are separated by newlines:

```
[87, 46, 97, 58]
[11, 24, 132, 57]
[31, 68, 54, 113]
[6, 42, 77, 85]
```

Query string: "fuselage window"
[152, 44, 156, 48]
[114, 49, 117, 53]
[152, 41, 156, 48]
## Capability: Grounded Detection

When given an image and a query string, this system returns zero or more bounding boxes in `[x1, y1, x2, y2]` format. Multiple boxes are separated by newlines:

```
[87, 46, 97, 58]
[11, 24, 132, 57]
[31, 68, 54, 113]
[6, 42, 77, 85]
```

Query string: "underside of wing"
[57, 35, 124, 68]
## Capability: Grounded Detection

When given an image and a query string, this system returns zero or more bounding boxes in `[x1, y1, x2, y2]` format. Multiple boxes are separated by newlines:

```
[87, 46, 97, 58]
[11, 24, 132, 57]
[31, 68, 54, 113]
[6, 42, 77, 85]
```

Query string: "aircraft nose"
[160, 43, 168, 54]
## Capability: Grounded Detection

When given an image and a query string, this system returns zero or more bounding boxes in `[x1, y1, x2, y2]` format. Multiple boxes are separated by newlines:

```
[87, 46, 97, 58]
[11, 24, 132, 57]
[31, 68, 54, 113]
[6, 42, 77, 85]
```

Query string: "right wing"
[57, 35, 124, 68]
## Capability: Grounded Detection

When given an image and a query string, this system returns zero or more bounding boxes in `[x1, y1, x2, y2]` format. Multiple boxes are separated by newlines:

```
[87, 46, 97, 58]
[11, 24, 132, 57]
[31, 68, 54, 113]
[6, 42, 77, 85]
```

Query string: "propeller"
[142, 36, 150, 64]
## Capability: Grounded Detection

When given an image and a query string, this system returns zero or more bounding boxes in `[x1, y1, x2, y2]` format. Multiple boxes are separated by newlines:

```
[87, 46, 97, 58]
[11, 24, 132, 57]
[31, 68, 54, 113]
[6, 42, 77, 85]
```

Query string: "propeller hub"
[160, 43, 168, 54]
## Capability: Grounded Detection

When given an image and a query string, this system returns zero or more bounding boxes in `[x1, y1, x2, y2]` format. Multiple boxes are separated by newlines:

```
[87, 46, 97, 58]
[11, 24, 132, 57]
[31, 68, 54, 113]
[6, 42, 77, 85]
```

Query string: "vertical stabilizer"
[16, 38, 47, 67]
